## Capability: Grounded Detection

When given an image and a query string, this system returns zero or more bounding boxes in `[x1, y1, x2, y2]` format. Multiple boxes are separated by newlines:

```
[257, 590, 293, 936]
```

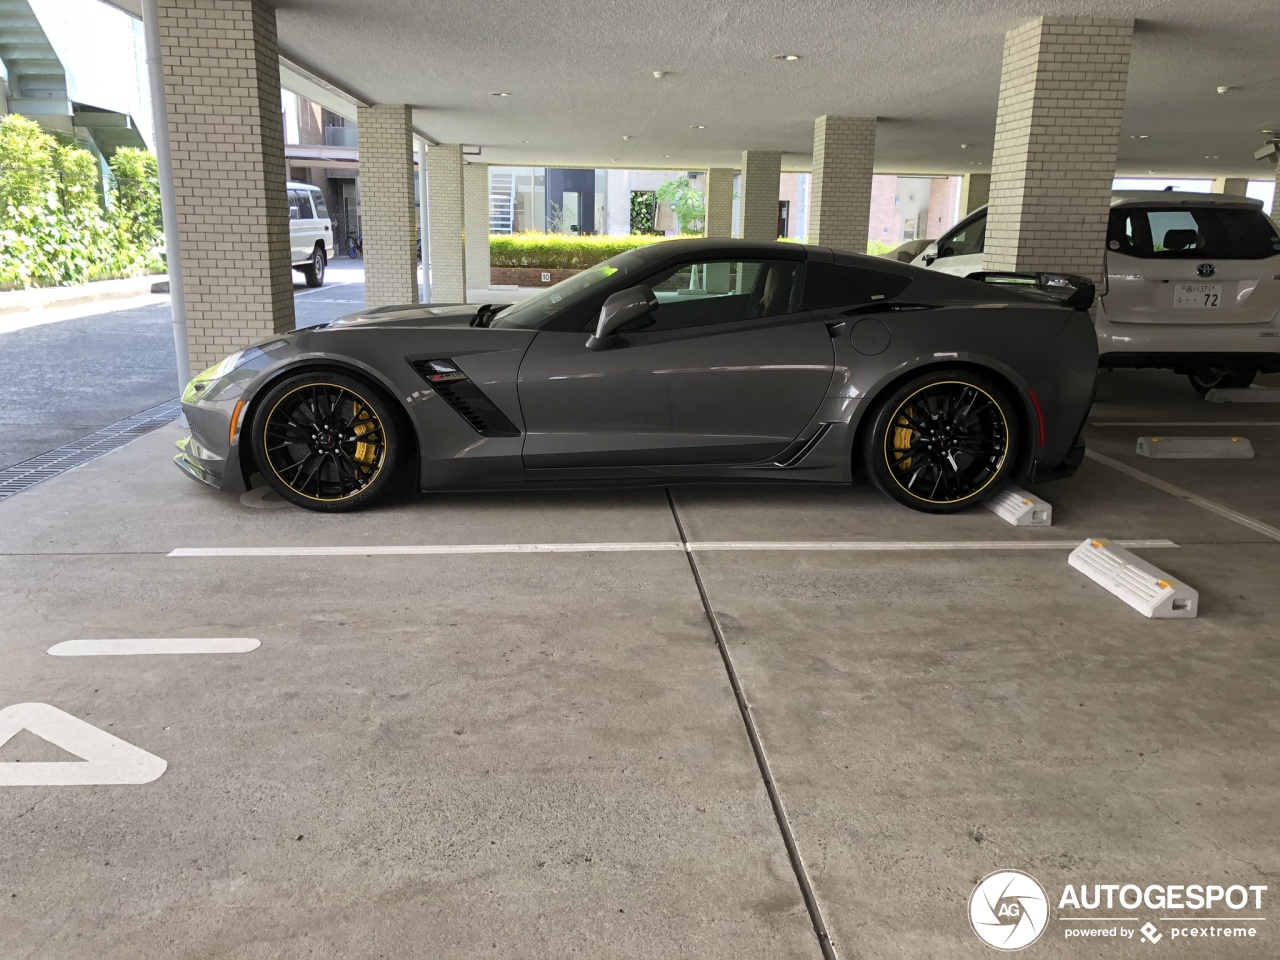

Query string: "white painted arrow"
[0, 703, 167, 786]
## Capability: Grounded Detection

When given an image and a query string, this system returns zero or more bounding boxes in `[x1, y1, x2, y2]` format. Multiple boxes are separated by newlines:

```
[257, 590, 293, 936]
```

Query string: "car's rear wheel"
[1187, 365, 1255, 396]
[251, 372, 398, 511]
[862, 370, 1019, 513]
[302, 245, 326, 287]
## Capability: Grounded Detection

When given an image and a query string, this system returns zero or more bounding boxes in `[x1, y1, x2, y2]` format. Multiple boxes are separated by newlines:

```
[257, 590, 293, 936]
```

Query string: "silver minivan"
[916, 191, 1280, 393]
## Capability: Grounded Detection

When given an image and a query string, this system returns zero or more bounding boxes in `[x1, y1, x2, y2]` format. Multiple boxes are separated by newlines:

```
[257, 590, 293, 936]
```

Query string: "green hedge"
[490, 232, 673, 270]
[0, 115, 162, 290]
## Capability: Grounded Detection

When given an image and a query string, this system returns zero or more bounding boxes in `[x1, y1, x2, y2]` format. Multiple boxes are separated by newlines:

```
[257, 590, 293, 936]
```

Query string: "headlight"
[182, 340, 285, 403]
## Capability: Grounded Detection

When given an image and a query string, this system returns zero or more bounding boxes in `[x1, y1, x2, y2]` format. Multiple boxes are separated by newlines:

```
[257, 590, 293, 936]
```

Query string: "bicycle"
[347, 233, 362, 258]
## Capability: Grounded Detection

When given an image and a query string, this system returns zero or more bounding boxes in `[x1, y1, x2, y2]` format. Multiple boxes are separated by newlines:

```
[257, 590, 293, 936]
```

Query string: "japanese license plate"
[1174, 283, 1221, 308]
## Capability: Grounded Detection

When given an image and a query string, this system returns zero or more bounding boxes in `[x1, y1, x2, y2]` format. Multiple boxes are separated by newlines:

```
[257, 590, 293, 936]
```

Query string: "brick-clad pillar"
[959, 173, 991, 214]
[705, 168, 734, 237]
[156, 0, 293, 375]
[427, 144, 466, 303]
[984, 16, 1133, 283]
[1212, 177, 1249, 196]
[808, 116, 876, 252]
[357, 104, 417, 307]
[738, 151, 781, 241]
[464, 162, 490, 294]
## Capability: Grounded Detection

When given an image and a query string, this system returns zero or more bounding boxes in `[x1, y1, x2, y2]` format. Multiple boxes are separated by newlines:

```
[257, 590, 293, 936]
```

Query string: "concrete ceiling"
[120, 0, 1280, 177]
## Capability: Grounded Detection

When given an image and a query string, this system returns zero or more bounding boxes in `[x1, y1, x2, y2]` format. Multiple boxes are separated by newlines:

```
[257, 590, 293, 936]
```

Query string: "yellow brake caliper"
[350, 403, 378, 470]
[892, 406, 914, 471]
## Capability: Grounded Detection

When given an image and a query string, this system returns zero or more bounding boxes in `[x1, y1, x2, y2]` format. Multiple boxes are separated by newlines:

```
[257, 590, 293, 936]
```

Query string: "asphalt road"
[0, 263, 369, 471]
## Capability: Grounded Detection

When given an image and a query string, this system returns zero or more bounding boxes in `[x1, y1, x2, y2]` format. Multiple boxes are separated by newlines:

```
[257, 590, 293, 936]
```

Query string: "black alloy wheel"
[1187, 365, 1255, 397]
[251, 373, 398, 511]
[863, 371, 1018, 512]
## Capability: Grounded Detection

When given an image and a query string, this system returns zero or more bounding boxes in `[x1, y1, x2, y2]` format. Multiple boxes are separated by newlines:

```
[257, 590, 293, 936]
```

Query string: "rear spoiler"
[965, 271, 1096, 311]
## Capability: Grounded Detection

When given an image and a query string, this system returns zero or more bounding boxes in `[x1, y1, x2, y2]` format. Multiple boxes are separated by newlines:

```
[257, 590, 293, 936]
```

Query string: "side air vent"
[409, 359, 521, 438]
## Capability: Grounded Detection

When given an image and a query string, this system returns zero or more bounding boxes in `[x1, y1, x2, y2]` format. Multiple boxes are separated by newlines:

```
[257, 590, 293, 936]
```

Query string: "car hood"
[323, 302, 478, 330]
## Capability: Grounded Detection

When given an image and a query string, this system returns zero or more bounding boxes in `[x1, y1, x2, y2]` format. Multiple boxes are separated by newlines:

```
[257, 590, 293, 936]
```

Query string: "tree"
[655, 177, 706, 234]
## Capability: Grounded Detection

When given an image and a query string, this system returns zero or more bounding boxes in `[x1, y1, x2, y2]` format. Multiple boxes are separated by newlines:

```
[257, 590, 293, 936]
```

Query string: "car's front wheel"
[1187, 365, 1255, 396]
[250, 372, 399, 511]
[862, 370, 1019, 513]
[302, 246, 326, 288]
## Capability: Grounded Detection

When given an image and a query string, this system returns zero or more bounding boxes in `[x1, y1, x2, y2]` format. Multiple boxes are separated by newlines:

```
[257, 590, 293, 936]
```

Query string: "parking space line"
[168, 539, 1177, 558]
[48, 638, 259, 656]
[1090, 421, 1280, 427]
[1086, 450, 1280, 542]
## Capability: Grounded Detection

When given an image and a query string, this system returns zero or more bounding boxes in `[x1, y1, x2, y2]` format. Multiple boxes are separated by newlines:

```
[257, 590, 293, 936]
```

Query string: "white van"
[915, 192, 1280, 393]
[288, 181, 334, 288]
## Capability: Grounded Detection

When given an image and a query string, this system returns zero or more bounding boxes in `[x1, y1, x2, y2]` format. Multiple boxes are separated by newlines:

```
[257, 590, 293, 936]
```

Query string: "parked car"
[176, 239, 1098, 514]
[913, 191, 1280, 393]
[287, 181, 334, 288]
[882, 238, 934, 263]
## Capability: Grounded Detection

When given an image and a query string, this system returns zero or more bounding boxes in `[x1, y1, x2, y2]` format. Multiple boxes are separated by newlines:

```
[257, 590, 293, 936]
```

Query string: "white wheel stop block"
[1205, 386, 1280, 403]
[984, 485, 1052, 527]
[1068, 538, 1197, 619]
[1136, 436, 1254, 459]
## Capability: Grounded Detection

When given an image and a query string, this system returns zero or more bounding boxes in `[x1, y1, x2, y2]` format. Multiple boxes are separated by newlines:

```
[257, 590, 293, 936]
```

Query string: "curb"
[0, 274, 169, 317]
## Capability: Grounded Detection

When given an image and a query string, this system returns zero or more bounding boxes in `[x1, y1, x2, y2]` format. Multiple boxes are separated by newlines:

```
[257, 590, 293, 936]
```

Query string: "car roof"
[964, 191, 1265, 218]
[286, 181, 321, 191]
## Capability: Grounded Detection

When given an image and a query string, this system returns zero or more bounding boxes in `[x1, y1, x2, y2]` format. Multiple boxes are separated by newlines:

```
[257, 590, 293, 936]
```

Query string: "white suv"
[288, 181, 334, 288]
[915, 192, 1280, 393]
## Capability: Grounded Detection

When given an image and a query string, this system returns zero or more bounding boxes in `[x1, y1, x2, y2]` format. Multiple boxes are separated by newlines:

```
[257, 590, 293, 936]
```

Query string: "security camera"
[1255, 141, 1279, 164]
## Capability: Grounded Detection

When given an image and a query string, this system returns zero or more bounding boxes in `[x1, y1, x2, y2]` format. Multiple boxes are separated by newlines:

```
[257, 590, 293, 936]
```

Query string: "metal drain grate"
[0, 398, 182, 502]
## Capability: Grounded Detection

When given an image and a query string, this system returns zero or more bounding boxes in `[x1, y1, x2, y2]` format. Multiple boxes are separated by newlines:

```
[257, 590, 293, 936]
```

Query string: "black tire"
[1188, 365, 1255, 396]
[861, 370, 1020, 513]
[302, 245, 326, 287]
[250, 372, 399, 512]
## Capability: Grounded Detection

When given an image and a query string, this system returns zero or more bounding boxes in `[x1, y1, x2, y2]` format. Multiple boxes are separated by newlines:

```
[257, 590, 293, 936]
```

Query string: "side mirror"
[920, 241, 939, 266]
[586, 284, 657, 350]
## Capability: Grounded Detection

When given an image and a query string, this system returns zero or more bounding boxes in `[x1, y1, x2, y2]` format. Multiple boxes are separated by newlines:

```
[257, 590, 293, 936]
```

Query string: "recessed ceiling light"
[660, 155, 671, 158]
[518, 139, 530, 144]
[773, 54, 800, 61]
[691, 125, 706, 129]
[622, 135, 634, 141]
[491, 92, 511, 97]
[610, 158, 618, 162]
[653, 70, 669, 79]
[1138, 134, 1149, 139]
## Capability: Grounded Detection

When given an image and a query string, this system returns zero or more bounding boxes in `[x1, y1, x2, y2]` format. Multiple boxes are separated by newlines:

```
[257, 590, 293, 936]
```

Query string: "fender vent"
[409, 359, 521, 438]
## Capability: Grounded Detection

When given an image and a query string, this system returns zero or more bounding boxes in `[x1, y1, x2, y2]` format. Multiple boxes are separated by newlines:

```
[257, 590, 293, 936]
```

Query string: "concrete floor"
[0, 369, 1277, 958]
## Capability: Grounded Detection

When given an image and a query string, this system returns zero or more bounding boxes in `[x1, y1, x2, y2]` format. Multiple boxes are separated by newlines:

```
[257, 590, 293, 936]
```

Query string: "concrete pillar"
[155, 0, 292, 375]
[427, 144, 467, 303]
[464, 162, 490, 294]
[738, 150, 781, 241]
[1212, 177, 1249, 196]
[356, 104, 417, 308]
[984, 16, 1133, 283]
[808, 116, 876, 252]
[704, 168, 734, 237]
[959, 173, 991, 215]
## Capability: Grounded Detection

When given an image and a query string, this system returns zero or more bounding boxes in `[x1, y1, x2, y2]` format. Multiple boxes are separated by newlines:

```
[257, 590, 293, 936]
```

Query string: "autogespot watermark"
[968, 871, 1268, 949]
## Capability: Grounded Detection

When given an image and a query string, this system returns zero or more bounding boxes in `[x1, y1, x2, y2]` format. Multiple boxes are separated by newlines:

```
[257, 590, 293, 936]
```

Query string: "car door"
[517, 256, 836, 471]
[922, 209, 986, 277]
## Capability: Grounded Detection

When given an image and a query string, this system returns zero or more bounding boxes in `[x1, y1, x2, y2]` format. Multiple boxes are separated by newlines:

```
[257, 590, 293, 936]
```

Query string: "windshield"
[490, 251, 648, 329]
[1108, 206, 1280, 261]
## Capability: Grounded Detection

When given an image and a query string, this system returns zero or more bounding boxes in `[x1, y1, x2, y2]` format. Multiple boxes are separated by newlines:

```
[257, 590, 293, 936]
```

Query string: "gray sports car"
[176, 238, 1097, 513]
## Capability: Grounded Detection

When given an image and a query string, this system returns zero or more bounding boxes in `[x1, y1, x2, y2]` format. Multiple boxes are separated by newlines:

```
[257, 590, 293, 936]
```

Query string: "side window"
[802, 262, 911, 310]
[287, 190, 300, 221]
[293, 190, 315, 219]
[631, 259, 802, 332]
[310, 189, 329, 220]
[938, 212, 986, 258]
